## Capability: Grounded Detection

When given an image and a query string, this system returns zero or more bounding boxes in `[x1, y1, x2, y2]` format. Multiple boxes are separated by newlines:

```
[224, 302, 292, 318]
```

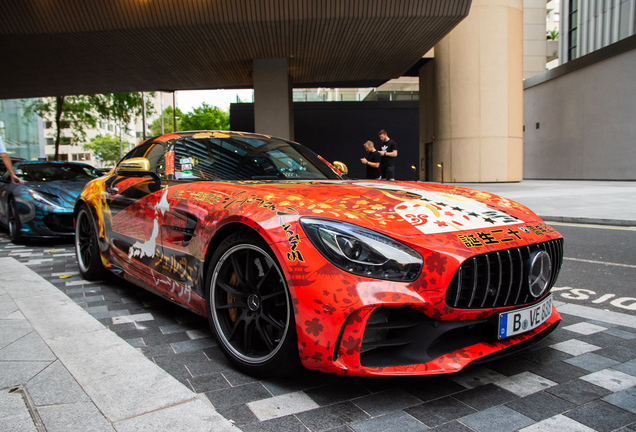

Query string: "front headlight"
[28, 189, 62, 207]
[300, 217, 422, 282]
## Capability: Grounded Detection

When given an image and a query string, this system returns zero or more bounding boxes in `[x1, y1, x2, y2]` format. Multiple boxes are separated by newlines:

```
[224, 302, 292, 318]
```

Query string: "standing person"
[378, 129, 397, 181]
[0, 136, 23, 184]
[360, 140, 381, 180]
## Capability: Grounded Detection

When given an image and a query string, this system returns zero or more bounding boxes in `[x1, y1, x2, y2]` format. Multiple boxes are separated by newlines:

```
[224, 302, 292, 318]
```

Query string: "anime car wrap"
[75, 131, 563, 377]
[0, 161, 100, 242]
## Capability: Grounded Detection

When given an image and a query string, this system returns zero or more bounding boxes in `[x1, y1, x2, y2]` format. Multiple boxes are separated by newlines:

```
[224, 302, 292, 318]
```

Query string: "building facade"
[523, 0, 636, 180]
[0, 99, 43, 161]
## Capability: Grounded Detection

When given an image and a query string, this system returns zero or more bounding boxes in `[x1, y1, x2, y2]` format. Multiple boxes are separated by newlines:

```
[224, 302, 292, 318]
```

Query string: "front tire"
[206, 230, 300, 377]
[75, 206, 107, 280]
[8, 199, 23, 244]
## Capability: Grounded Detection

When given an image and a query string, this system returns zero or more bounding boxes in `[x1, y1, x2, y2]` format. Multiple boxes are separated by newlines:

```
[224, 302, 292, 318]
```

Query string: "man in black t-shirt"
[378, 129, 398, 181]
[360, 140, 381, 179]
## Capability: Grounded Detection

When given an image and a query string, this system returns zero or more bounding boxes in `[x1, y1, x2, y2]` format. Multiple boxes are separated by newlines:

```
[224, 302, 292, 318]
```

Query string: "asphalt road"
[548, 222, 636, 315]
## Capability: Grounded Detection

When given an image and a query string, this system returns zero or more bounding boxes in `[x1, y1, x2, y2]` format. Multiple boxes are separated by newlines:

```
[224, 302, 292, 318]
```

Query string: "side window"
[172, 139, 217, 180]
[144, 144, 165, 178]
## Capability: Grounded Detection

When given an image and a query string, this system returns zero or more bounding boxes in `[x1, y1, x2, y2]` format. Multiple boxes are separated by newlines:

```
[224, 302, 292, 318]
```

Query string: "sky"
[174, 89, 254, 112]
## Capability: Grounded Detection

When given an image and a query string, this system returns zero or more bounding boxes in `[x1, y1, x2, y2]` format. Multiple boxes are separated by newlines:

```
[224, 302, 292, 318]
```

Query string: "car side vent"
[445, 238, 564, 309]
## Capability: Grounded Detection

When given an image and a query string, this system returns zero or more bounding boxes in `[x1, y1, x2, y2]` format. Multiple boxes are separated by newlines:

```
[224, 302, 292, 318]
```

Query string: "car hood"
[26, 181, 87, 208]
[227, 179, 542, 240]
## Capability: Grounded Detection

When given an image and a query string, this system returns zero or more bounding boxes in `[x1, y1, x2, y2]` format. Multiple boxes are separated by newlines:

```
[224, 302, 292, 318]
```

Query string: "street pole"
[119, 120, 122, 159]
[142, 92, 146, 140]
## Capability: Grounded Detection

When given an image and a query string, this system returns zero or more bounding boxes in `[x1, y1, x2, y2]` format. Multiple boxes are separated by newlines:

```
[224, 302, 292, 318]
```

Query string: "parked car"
[0, 161, 101, 242]
[74, 131, 563, 377]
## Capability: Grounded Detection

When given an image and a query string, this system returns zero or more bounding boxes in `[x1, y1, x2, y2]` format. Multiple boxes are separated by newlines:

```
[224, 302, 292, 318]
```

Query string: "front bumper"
[310, 304, 561, 376]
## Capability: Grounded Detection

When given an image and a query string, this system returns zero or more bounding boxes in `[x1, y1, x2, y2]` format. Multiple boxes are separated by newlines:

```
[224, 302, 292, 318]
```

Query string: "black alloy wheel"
[75, 206, 107, 280]
[207, 230, 299, 377]
[8, 199, 22, 244]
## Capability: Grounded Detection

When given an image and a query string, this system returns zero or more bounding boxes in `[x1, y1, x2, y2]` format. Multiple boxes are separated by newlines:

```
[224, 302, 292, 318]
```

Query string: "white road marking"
[563, 256, 636, 269]
[548, 221, 636, 231]
[552, 287, 636, 311]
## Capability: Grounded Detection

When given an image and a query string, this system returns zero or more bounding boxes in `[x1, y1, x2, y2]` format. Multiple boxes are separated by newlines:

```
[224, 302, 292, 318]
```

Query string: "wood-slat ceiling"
[0, 0, 471, 99]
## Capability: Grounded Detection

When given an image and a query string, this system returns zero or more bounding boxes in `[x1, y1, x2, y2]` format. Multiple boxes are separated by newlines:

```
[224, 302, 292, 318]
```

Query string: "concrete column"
[253, 58, 294, 140]
[431, 0, 524, 182]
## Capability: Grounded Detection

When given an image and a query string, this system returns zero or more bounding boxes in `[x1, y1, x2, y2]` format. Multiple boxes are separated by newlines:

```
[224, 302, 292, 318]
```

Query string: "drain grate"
[3, 385, 46, 432]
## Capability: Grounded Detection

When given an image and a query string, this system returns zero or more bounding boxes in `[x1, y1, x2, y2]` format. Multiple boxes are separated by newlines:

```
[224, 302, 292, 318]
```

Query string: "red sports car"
[74, 131, 563, 377]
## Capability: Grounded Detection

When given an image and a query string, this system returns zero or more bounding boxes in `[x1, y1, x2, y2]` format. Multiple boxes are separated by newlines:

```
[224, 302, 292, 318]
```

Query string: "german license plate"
[498, 295, 553, 339]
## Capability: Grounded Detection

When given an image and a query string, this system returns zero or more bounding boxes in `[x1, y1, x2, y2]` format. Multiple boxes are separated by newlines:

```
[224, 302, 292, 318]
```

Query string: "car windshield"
[170, 135, 342, 181]
[15, 163, 100, 182]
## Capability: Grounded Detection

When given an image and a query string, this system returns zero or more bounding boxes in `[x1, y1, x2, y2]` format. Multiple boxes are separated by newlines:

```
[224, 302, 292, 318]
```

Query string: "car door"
[155, 137, 217, 313]
[103, 141, 168, 287]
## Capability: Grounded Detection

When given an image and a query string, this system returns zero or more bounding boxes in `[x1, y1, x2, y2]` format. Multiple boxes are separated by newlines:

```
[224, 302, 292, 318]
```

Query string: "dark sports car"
[74, 131, 563, 377]
[0, 161, 100, 242]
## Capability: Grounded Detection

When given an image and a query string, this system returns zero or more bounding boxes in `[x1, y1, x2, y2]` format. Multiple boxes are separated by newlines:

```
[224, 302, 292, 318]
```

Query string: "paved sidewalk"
[454, 180, 636, 226]
[0, 258, 236, 432]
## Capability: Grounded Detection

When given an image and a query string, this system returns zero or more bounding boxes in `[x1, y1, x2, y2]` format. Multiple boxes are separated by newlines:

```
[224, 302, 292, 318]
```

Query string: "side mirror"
[333, 160, 348, 175]
[115, 157, 161, 192]
[116, 157, 150, 173]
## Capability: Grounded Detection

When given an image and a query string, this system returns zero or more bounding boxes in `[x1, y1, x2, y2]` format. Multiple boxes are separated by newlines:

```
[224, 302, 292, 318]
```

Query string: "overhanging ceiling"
[0, 0, 471, 100]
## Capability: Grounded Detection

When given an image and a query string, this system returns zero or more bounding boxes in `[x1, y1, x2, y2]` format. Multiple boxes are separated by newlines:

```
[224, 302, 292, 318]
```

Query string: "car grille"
[445, 238, 564, 309]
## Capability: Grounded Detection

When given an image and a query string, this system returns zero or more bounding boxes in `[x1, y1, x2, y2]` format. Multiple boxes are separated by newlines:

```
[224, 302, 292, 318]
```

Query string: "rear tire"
[8, 199, 23, 244]
[206, 230, 300, 377]
[75, 206, 107, 280]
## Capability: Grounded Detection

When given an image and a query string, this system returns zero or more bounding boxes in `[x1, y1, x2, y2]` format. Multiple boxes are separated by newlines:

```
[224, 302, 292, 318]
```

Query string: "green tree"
[84, 134, 128, 165]
[149, 106, 184, 136]
[179, 102, 230, 131]
[25, 92, 154, 161]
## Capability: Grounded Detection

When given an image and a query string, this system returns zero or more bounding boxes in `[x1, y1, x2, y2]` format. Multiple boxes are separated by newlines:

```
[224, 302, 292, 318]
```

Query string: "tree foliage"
[84, 134, 128, 165]
[25, 92, 154, 161]
[179, 102, 230, 131]
[149, 106, 184, 136]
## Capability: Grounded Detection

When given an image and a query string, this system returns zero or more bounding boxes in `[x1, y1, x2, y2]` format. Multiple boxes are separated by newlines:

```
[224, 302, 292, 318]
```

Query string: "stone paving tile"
[562, 322, 608, 335]
[240, 414, 309, 432]
[505, 390, 577, 421]
[564, 400, 636, 432]
[260, 372, 327, 397]
[550, 339, 601, 356]
[247, 391, 319, 421]
[448, 367, 505, 389]
[580, 368, 636, 392]
[349, 410, 425, 432]
[404, 396, 476, 427]
[205, 382, 273, 410]
[401, 375, 467, 403]
[546, 378, 613, 404]
[603, 387, 636, 415]
[518, 414, 596, 432]
[171, 337, 216, 353]
[459, 405, 534, 432]
[605, 327, 636, 340]
[452, 383, 519, 411]
[528, 359, 589, 383]
[521, 345, 573, 365]
[302, 382, 372, 406]
[188, 372, 231, 393]
[564, 352, 621, 372]
[596, 342, 636, 363]
[352, 388, 422, 417]
[614, 359, 636, 377]
[427, 421, 474, 432]
[494, 371, 557, 397]
[295, 401, 370, 430]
